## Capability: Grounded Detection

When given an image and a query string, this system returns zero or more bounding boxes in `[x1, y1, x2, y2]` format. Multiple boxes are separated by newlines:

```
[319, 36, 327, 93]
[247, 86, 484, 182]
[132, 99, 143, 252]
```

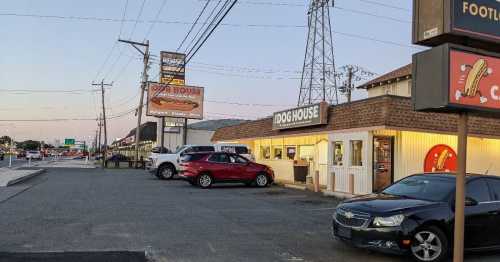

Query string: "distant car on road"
[26, 151, 42, 160]
[17, 151, 26, 158]
[333, 173, 500, 262]
[178, 152, 274, 189]
[107, 154, 130, 162]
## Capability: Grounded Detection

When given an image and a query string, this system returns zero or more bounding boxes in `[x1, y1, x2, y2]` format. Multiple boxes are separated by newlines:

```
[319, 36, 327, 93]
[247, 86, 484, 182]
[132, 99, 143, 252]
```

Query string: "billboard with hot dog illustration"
[146, 83, 204, 119]
[450, 50, 500, 109]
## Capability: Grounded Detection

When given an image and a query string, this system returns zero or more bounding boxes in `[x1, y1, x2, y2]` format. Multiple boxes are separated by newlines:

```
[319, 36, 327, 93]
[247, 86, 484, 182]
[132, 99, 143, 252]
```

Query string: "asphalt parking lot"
[0, 168, 499, 262]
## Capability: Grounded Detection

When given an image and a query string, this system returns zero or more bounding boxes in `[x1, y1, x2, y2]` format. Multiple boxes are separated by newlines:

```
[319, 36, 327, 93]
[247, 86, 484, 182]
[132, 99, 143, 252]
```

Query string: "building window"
[350, 140, 363, 166]
[261, 146, 271, 160]
[273, 146, 283, 160]
[286, 146, 296, 160]
[332, 141, 343, 166]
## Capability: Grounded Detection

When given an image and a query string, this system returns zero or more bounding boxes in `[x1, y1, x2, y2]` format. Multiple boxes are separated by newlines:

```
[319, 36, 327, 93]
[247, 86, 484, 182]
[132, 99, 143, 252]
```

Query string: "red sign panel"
[424, 145, 457, 173]
[450, 50, 500, 110]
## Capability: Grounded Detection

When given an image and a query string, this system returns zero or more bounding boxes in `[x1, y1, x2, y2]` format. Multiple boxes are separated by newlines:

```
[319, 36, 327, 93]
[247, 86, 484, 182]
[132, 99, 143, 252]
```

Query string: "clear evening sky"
[0, 0, 419, 144]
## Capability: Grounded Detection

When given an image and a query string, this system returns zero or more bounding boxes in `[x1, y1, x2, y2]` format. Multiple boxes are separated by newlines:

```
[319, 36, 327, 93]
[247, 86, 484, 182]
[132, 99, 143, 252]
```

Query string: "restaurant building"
[212, 64, 500, 196]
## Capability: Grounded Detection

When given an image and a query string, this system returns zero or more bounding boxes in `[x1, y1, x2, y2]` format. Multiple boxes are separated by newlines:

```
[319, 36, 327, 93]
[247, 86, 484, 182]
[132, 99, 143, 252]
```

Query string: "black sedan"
[332, 173, 500, 262]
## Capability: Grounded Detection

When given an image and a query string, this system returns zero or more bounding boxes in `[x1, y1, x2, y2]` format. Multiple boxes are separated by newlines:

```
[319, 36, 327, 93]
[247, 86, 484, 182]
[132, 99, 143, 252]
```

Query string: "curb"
[4, 169, 46, 187]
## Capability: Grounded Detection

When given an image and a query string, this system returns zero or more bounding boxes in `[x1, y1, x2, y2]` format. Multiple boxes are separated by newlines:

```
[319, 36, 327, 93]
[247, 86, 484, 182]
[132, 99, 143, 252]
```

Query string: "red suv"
[179, 152, 274, 189]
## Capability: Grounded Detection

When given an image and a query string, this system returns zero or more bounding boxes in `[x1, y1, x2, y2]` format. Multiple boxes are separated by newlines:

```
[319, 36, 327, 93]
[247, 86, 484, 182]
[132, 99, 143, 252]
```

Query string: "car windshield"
[174, 146, 188, 154]
[382, 175, 455, 202]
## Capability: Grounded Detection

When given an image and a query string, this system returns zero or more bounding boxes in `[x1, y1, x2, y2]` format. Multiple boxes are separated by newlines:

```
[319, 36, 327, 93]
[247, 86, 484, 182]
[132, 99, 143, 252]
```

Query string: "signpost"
[158, 51, 190, 146]
[160, 52, 186, 85]
[413, 0, 500, 52]
[146, 83, 204, 119]
[64, 138, 75, 147]
[272, 102, 329, 130]
[412, 1, 500, 261]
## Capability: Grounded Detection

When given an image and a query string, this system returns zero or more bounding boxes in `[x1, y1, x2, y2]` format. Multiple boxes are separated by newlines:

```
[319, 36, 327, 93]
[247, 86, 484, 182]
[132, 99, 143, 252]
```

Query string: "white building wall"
[156, 119, 215, 151]
[328, 131, 372, 195]
[367, 79, 411, 98]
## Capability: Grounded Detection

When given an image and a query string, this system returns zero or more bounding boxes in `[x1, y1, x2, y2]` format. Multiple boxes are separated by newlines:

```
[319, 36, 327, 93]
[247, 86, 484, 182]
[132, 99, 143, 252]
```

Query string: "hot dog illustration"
[455, 59, 492, 104]
[435, 149, 449, 171]
[151, 97, 199, 111]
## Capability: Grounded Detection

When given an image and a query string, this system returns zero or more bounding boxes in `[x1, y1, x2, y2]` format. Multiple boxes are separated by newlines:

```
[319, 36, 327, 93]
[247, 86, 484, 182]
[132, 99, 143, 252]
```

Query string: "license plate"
[336, 226, 352, 239]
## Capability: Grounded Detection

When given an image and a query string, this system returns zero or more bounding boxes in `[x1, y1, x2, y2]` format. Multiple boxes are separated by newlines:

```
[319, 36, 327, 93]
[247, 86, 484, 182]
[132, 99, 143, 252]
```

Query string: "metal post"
[160, 117, 165, 150]
[182, 118, 188, 146]
[453, 112, 468, 262]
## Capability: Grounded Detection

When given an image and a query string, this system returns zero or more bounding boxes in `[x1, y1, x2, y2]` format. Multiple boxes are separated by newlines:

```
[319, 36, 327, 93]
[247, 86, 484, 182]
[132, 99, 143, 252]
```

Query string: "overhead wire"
[177, 0, 213, 52]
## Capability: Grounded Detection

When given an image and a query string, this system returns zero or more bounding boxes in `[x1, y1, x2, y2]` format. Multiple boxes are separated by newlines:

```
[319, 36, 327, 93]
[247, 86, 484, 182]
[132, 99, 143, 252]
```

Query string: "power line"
[177, 0, 213, 51]
[183, 0, 225, 54]
[355, 0, 410, 12]
[0, 88, 102, 94]
[118, 0, 130, 38]
[144, 0, 169, 39]
[0, 107, 136, 122]
[129, 0, 148, 39]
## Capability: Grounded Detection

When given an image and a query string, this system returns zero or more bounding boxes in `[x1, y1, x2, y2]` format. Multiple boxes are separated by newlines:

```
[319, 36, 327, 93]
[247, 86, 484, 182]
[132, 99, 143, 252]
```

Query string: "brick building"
[212, 64, 500, 196]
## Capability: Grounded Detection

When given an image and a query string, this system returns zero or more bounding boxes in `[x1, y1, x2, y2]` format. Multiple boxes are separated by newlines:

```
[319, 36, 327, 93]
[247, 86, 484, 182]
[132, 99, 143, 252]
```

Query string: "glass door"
[373, 137, 394, 192]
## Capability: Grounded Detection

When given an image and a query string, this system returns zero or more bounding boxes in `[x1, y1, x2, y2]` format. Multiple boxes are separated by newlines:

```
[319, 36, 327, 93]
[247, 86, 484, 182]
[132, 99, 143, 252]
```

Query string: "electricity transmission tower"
[298, 0, 337, 106]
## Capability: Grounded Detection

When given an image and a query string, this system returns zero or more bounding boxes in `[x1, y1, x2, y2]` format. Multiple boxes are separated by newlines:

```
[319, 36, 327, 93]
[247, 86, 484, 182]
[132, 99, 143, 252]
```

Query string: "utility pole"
[118, 39, 150, 168]
[346, 67, 353, 103]
[337, 65, 375, 103]
[92, 81, 113, 168]
[98, 114, 102, 157]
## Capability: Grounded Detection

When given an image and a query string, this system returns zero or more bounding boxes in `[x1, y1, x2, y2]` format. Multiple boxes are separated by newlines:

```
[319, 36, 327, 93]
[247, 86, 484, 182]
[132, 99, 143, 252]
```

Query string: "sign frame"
[160, 51, 186, 85]
[272, 102, 329, 130]
[146, 82, 204, 120]
[413, 43, 500, 116]
[413, 0, 500, 52]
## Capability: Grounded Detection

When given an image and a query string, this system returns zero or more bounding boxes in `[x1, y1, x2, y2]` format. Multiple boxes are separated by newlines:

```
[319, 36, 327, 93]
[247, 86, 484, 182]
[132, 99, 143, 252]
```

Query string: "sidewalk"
[36, 159, 96, 169]
[0, 168, 45, 187]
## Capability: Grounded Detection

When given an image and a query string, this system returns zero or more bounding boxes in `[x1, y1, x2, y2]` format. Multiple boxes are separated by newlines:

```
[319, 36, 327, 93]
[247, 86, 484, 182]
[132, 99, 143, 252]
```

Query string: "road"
[0, 156, 29, 168]
[0, 168, 498, 261]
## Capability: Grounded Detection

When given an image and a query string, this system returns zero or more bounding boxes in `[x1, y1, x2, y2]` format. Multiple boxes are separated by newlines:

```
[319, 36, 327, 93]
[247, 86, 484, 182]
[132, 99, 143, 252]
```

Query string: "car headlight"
[373, 214, 405, 227]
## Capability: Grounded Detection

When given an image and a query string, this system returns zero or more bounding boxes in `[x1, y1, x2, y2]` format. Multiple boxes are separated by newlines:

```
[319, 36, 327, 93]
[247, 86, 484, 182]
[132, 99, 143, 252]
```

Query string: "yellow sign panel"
[160, 77, 185, 85]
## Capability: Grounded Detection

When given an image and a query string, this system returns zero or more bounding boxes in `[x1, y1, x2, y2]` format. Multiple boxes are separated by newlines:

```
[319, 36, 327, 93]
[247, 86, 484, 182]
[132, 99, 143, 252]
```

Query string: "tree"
[17, 140, 41, 151]
[0, 136, 13, 145]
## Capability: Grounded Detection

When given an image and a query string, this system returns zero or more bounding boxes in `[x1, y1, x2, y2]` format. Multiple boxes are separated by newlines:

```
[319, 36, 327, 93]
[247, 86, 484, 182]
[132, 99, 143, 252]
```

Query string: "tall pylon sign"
[298, 0, 337, 106]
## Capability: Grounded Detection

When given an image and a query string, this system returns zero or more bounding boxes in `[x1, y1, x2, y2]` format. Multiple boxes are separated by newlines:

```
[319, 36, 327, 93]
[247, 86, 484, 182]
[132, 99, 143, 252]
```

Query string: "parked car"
[178, 152, 274, 188]
[148, 145, 216, 180]
[148, 144, 252, 180]
[26, 151, 42, 160]
[332, 173, 500, 262]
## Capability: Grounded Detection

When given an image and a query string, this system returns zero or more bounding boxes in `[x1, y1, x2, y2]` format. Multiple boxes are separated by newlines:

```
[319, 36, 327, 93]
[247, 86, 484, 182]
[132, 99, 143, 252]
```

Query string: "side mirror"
[465, 197, 478, 207]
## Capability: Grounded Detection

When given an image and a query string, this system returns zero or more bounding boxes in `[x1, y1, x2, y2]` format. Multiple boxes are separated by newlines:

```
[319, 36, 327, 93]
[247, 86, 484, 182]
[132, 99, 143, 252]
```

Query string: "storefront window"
[333, 141, 343, 166]
[350, 140, 363, 166]
[273, 147, 283, 160]
[299, 145, 314, 161]
[261, 146, 271, 160]
[286, 146, 296, 160]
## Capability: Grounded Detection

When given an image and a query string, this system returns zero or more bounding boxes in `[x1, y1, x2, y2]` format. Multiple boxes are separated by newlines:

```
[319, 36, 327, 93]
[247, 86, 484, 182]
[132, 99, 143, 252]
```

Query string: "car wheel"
[255, 173, 269, 187]
[157, 164, 175, 180]
[198, 173, 212, 189]
[410, 226, 448, 262]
